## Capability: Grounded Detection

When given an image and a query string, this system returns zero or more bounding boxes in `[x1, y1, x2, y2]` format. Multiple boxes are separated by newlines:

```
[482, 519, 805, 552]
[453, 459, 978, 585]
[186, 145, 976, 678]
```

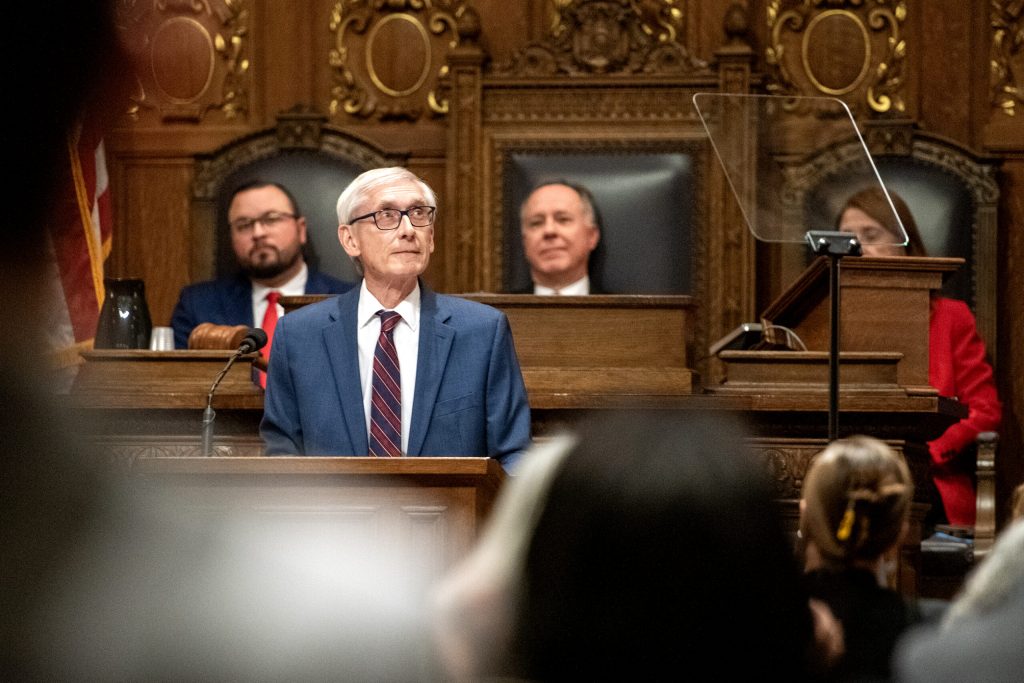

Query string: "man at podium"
[261, 167, 531, 467]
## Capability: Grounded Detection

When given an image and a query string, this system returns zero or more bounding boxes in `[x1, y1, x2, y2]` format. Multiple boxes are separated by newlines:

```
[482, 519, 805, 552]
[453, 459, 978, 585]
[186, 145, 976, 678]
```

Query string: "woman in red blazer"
[838, 188, 1002, 525]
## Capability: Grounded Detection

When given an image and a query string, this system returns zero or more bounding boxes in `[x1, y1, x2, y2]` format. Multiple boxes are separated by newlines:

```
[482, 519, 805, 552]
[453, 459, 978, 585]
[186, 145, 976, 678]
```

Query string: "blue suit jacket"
[171, 271, 353, 349]
[260, 284, 531, 467]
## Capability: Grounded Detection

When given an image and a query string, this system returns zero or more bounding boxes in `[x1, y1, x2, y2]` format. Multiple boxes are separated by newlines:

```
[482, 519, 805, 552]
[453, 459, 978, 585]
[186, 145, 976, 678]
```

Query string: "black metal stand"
[806, 231, 862, 441]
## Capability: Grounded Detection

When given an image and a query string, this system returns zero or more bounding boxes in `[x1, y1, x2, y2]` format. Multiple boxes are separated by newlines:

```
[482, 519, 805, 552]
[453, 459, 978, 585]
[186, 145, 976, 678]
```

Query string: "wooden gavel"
[188, 322, 269, 371]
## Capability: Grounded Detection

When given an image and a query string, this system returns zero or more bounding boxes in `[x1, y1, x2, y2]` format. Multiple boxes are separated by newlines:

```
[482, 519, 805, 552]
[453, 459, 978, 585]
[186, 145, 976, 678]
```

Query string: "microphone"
[238, 328, 268, 354]
[201, 328, 268, 457]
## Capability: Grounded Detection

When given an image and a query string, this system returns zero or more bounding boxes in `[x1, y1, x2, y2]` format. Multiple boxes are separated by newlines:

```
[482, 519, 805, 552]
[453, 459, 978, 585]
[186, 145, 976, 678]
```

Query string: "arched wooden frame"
[191, 110, 405, 283]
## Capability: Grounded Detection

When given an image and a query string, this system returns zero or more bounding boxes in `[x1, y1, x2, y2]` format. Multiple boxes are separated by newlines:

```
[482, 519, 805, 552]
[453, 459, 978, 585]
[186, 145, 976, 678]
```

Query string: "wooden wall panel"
[109, 160, 195, 326]
[915, 2, 984, 145]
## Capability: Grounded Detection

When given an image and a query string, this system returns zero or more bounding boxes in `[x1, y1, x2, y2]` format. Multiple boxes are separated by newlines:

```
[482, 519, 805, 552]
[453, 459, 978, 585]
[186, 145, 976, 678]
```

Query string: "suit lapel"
[408, 286, 454, 456]
[323, 287, 369, 455]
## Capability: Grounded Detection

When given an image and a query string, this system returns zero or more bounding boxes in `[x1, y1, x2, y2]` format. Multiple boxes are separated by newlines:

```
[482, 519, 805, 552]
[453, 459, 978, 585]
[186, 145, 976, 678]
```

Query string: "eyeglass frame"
[348, 205, 436, 231]
[229, 211, 299, 233]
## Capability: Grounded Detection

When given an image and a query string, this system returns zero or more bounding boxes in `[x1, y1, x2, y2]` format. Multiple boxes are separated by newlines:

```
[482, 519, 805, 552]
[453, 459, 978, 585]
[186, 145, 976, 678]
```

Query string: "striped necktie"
[369, 310, 402, 456]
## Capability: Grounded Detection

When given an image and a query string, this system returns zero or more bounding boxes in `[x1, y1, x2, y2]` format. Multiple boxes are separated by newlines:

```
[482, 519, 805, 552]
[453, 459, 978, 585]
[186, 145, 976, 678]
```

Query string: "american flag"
[45, 116, 113, 374]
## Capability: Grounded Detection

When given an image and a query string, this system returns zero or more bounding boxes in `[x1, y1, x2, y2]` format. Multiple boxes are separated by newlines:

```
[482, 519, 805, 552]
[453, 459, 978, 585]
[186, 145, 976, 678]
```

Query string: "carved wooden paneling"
[490, 0, 706, 76]
[991, 0, 1024, 119]
[766, 0, 907, 117]
[327, 0, 472, 121]
[118, 0, 250, 123]
[985, 0, 1024, 150]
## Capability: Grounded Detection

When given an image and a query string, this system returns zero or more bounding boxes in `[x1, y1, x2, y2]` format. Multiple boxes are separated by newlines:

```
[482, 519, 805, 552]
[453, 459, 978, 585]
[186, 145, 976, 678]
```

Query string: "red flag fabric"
[46, 117, 113, 370]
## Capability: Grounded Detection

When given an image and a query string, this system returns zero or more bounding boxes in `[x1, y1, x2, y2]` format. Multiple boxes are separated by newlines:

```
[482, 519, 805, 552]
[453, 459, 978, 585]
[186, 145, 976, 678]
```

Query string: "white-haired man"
[261, 167, 531, 468]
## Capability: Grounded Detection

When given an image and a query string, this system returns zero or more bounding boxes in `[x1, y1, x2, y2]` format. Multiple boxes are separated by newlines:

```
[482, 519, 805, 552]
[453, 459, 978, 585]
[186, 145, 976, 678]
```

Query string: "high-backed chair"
[442, 1, 763, 383]
[785, 122, 1000, 355]
[191, 107, 405, 285]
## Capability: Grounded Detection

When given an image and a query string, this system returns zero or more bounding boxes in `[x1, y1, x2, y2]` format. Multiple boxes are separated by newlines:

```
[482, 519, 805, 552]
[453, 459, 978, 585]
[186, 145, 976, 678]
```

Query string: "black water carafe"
[94, 277, 153, 349]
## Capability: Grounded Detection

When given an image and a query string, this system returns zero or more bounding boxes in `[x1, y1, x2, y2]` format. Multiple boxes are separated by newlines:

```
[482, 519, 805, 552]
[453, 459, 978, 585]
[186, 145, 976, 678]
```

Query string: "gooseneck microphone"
[201, 328, 268, 457]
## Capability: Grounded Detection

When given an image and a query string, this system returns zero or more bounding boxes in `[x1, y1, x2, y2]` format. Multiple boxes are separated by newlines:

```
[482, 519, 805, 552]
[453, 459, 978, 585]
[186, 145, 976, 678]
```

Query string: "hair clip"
[836, 499, 856, 542]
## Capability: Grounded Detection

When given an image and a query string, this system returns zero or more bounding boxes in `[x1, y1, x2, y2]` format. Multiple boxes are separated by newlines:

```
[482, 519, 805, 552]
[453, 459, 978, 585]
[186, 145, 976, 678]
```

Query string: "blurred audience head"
[800, 436, 914, 569]
[434, 410, 817, 681]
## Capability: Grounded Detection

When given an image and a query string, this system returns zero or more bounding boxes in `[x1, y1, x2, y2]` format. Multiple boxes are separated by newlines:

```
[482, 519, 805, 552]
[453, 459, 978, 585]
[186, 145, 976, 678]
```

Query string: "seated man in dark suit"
[518, 181, 601, 295]
[170, 180, 353, 349]
[261, 167, 531, 468]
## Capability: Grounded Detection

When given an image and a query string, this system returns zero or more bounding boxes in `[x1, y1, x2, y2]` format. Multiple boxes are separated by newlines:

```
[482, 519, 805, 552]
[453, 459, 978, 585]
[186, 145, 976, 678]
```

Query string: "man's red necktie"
[259, 291, 280, 389]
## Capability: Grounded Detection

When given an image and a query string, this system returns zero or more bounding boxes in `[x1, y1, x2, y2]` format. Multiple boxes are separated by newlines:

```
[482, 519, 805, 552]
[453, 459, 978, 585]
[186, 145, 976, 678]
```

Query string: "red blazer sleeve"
[928, 298, 1002, 464]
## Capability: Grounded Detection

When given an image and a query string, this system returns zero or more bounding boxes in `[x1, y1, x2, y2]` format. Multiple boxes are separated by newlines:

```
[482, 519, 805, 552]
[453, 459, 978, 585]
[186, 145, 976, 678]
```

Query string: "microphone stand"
[201, 329, 267, 457]
[805, 231, 862, 442]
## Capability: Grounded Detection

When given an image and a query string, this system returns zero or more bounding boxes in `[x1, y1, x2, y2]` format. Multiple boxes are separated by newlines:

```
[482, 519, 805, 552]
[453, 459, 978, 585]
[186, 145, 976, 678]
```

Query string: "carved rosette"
[328, 0, 467, 121]
[991, 0, 1024, 117]
[766, 0, 906, 117]
[492, 0, 706, 76]
[118, 0, 249, 122]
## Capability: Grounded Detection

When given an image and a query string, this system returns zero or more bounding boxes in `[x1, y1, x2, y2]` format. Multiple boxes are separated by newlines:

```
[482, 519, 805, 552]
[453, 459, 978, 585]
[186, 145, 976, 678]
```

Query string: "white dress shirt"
[533, 275, 590, 296]
[356, 280, 420, 453]
[251, 263, 308, 326]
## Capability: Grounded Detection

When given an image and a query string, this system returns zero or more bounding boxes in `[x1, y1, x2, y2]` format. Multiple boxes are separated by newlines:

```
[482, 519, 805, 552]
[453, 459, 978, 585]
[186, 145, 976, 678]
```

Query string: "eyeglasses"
[230, 211, 297, 232]
[349, 206, 436, 231]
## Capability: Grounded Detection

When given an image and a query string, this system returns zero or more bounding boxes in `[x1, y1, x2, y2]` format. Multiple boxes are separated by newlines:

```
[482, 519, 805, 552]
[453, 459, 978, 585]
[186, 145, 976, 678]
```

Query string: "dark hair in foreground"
[507, 411, 815, 680]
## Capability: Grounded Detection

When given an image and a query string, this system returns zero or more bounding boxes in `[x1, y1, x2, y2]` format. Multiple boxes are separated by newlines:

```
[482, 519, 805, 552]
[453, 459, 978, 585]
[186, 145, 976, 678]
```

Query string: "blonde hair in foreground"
[801, 436, 914, 566]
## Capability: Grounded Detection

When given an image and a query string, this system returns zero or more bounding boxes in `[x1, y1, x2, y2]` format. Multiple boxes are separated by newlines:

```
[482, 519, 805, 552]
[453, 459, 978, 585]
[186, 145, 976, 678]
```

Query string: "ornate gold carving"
[766, 0, 906, 116]
[492, 0, 706, 76]
[118, 0, 249, 122]
[482, 86, 700, 123]
[991, 0, 1024, 116]
[328, 0, 465, 121]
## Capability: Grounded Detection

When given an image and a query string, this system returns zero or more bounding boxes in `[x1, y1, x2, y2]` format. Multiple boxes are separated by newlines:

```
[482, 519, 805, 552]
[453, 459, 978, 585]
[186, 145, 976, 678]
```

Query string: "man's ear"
[297, 217, 308, 245]
[338, 224, 360, 259]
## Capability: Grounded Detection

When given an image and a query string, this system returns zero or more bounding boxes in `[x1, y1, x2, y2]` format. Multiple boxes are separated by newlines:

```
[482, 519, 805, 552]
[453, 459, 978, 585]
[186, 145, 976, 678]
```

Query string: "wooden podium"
[131, 456, 505, 580]
[713, 256, 963, 397]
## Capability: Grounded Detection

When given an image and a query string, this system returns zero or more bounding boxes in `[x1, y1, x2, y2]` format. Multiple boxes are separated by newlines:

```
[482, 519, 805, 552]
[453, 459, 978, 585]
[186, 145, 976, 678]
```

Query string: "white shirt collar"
[533, 275, 590, 296]
[357, 279, 421, 332]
